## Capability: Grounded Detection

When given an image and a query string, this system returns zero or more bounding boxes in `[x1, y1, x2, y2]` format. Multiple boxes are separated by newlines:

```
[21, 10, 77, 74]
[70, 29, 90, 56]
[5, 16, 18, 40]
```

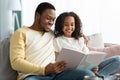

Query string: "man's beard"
[38, 25, 50, 32]
[43, 29, 49, 32]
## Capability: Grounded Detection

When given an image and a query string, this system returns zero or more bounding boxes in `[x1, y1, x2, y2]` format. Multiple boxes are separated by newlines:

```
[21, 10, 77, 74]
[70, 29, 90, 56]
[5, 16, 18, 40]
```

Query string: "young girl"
[53, 11, 120, 79]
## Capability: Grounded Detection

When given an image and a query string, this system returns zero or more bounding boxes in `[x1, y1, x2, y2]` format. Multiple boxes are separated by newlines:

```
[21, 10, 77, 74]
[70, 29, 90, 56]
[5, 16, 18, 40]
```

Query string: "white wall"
[21, 0, 120, 44]
[1, 0, 120, 44]
[21, 0, 69, 30]
[100, 0, 120, 44]
[0, 0, 13, 40]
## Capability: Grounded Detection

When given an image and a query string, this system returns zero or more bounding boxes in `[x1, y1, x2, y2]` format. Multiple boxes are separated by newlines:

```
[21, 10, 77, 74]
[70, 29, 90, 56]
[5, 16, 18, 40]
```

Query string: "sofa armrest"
[0, 37, 18, 80]
[104, 43, 116, 47]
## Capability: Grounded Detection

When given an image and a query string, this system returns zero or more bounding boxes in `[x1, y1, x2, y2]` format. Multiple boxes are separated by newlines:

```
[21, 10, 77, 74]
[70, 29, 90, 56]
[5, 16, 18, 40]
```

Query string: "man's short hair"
[35, 2, 56, 14]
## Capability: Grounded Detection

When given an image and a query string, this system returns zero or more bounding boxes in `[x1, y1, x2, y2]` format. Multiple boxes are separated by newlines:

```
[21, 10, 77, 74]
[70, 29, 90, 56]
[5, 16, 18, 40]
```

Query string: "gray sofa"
[0, 37, 17, 80]
[0, 34, 119, 80]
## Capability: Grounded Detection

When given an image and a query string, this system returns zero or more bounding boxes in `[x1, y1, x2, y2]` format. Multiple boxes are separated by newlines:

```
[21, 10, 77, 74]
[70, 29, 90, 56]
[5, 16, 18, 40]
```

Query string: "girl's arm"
[55, 52, 59, 61]
[80, 33, 88, 45]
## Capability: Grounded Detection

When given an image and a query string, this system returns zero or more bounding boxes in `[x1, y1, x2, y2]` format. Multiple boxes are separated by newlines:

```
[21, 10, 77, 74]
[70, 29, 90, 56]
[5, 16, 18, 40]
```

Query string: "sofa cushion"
[0, 37, 18, 80]
[88, 44, 120, 58]
[104, 45, 120, 58]
[87, 33, 104, 48]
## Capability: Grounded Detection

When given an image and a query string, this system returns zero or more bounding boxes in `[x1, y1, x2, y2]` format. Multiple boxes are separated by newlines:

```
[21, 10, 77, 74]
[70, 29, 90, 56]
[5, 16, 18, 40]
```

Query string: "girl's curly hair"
[54, 12, 83, 39]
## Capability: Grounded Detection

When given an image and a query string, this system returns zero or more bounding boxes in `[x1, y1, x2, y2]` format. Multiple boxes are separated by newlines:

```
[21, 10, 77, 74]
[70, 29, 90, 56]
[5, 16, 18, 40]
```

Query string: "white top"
[53, 35, 89, 53]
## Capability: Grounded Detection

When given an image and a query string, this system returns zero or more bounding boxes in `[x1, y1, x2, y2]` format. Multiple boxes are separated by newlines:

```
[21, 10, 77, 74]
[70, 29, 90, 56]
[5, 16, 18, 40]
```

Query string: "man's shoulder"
[15, 26, 28, 33]
[11, 26, 28, 39]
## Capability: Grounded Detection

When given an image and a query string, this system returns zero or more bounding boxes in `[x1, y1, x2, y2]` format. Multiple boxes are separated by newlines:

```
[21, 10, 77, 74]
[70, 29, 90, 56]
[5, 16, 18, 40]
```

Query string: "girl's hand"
[92, 67, 104, 79]
[92, 66, 99, 73]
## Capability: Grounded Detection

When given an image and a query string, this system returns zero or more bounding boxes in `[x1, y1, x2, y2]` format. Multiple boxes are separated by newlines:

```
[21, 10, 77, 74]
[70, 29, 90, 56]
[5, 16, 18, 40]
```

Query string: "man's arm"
[10, 29, 45, 75]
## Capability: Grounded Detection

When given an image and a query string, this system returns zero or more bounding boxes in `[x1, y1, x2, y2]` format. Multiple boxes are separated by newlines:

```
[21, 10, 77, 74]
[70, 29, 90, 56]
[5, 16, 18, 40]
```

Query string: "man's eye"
[47, 17, 51, 20]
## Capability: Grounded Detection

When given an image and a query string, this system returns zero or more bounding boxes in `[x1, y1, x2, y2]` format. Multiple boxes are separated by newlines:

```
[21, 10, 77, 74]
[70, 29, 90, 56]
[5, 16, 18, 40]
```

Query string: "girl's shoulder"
[54, 36, 63, 41]
[78, 37, 84, 40]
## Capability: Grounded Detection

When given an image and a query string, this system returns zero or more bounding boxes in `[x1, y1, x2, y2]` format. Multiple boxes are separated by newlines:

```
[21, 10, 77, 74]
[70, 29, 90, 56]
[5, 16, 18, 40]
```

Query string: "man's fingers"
[53, 61, 67, 74]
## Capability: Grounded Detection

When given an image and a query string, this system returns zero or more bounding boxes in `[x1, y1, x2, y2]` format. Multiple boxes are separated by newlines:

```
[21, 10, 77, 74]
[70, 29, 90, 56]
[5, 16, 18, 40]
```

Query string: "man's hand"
[45, 61, 67, 75]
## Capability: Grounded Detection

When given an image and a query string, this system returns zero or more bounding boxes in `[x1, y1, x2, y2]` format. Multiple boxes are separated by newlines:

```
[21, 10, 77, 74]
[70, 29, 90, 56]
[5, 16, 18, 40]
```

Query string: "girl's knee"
[112, 56, 120, 62]
[78, 69, 95, 76]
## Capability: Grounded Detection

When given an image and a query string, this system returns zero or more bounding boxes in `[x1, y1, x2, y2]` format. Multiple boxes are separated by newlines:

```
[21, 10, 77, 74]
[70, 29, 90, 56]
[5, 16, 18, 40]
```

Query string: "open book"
[56, 48, 106, 70]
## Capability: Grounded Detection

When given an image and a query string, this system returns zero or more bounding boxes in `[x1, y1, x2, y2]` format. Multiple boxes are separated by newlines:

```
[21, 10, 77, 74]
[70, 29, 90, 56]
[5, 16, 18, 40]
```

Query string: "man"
[10, 2, 94, 80]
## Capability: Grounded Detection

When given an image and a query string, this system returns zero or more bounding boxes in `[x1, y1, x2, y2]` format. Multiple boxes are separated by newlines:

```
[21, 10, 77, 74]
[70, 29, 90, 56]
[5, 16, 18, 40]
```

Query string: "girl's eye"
[64, 24, 69, 26]
[71, 24, 75, 26]
[63, 23, 68, 26]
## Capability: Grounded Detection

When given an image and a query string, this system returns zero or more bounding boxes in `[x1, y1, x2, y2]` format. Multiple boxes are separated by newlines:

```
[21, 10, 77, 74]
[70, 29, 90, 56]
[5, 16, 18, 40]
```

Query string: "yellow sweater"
[10, 26, 55, 80]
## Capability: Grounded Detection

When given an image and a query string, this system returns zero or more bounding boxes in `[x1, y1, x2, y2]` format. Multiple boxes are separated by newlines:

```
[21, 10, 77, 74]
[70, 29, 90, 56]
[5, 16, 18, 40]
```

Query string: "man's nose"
[49, 20, 54, 25]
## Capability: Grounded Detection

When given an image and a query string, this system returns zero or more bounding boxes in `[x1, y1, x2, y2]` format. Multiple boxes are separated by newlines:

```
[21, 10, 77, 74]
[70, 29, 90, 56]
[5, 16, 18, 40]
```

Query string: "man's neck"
[30, 25, 44, 32]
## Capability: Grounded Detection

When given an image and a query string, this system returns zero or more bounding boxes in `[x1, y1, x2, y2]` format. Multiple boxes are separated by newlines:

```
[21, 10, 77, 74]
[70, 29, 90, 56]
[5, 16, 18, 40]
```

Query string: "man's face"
[38, 9, 56, 32]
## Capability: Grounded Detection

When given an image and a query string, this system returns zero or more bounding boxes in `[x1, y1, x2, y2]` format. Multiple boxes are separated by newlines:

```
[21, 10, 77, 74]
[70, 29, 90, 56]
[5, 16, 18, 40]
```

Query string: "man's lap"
[23, 69, 94, 80]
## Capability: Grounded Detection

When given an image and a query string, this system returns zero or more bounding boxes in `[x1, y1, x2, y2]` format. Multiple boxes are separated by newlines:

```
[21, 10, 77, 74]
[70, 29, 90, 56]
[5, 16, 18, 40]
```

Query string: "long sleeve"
[10, 28, 45, 75]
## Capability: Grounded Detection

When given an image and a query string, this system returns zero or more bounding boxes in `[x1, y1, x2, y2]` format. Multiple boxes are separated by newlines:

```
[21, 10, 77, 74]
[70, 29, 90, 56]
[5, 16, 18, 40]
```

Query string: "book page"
[56, 48, 106, 70]
[77, 51, 106, 70]
[56, 48, 85, 69]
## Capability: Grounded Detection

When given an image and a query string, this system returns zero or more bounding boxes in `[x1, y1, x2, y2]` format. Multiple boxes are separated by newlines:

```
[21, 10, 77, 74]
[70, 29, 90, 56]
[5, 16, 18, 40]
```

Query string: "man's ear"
[35, 12, 40, 19]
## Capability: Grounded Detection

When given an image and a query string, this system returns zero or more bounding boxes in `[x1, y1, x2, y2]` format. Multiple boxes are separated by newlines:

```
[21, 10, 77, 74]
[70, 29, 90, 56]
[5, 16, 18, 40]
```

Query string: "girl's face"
[62, 16, 75, 37]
